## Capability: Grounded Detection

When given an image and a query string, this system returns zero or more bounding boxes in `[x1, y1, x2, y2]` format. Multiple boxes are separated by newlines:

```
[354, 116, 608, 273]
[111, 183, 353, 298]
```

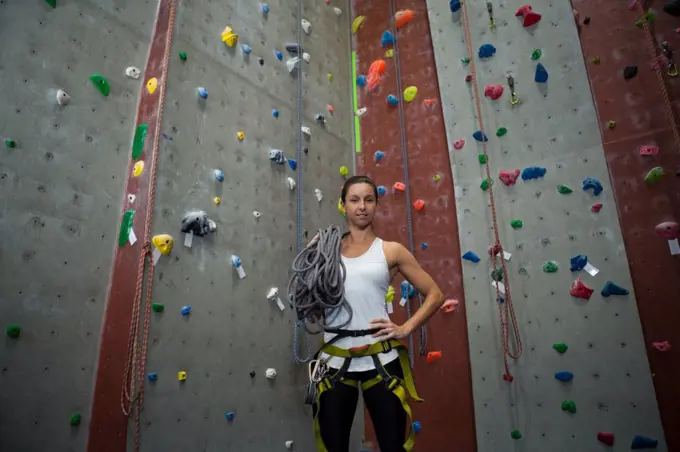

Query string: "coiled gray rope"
[288, 225, 353, 335]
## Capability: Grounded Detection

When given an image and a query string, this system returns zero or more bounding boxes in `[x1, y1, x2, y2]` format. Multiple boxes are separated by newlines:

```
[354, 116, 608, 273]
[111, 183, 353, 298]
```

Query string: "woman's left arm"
[372, 243, 444, 339]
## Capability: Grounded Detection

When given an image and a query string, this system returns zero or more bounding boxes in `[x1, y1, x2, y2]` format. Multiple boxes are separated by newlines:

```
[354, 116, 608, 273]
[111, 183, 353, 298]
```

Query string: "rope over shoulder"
[288, 225, 352, 334]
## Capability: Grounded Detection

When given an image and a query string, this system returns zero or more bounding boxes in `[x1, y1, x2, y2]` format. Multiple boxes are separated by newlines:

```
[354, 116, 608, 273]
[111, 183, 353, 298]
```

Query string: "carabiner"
[507, 75, 519, 105]
[309, 359, 329, 383]
[661, 41, 678, 76]
[486, 2, 496, 28]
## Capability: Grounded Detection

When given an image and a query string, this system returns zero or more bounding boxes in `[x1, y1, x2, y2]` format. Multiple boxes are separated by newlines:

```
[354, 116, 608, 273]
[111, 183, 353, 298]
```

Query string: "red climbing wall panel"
[86, 1, 174, 451]
[571, 0, 680, 448]
[352, 0, 478, 450]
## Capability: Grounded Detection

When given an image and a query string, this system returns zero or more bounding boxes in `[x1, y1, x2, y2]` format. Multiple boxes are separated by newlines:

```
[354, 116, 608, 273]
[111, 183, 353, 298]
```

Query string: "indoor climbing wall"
[0, 1, 157, 451]
[428, 0, 667, 450]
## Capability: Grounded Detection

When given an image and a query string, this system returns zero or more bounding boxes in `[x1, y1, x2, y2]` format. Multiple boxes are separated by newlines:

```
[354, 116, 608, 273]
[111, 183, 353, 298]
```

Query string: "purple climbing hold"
[381, 30, 394, 47]
[478, 44, 497, 58]
[631, 435, 658, 449]
[473, 131, 489, 142]
[601, 281, 629, 297]
[570, 254, 588, 272]
[462, 251, 481, 263]
[582, 177, 603, 195]
[288, 159, 297, 170]
[554, 371, 574, 382]
[535, 63, 549, 83]
[521, 166, 547, 180]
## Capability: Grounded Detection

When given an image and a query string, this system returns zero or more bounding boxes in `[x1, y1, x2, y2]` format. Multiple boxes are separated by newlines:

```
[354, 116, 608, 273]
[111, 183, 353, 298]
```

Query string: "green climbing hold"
[89, 73, 110, 97]
[6, 324, 21, 339]
[496, 127, 507, 137]
[5, 139, 16, 148]
[645, 10, 656, 22]
[152, 303, 165, 313]
[461, 56, 470, 64]
[561, 400, 577, 414]
[491, 268, 503, 282]
[510, 219, 523, 229]
[45, 0, 56, 7]
[132, 123, 148, 160]
[644, 166, 665, 184]
[543, 261, 558, 273]
[481, 178, 493, 191]
[635, 19, 644, 27]
[118, 210, 135, 248]
[179, 51, 188, 61]
[478, 154, 487, 164]
[557, 184, 573, 194]
[510, 430, 522, 440]
[69, 413, 81, 426]
[553, 343, 568, 354]
[531, 49, 542, 60]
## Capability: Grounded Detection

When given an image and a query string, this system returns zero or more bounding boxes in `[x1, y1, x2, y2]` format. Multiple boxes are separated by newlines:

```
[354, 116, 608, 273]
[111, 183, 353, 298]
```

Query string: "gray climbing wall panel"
[139, 0, 356, 450]
[0, 1, 156, 451]
[426, 0, 667, 450]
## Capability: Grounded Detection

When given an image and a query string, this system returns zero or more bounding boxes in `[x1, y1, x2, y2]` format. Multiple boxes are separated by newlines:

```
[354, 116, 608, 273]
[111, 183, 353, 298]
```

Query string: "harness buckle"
[380, 341, 393, 353]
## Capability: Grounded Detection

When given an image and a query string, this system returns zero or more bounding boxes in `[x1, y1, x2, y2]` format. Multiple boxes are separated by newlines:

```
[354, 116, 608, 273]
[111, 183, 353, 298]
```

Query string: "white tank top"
[321, 237, 400, 371]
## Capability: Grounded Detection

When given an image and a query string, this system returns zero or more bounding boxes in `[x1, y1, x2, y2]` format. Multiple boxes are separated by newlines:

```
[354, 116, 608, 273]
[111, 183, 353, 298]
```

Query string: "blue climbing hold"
[272, 108, 279, 118]
[478, 44, 496, 58]
[462, 251, 481, 263]
[521, 166, 547, 180]
[261, 3, 270, 14]
[387, 94, 399, 106]
[214, 169, 225, 182]
[225, 412, 235, 421]
[421, 242, 428, 250]
[231, 255, 242, 267]
[601, 281, 629, 297]
[288, 158, 298, 171]
[535, 63, 549, 83]
[275, 50, 283, 61]
[570, 254, 588, 272]
[241, 44, 252, 55]
[473, 131, 488, 142]
[631, 435, 658, 449]
[498, 296, 505, 304]
[412, 421, 422, 433]
[181, 305, 192, 316]
[357, 75, 367, 87]
[582, 177, 603, 196]
[554, 371, 574, 382]
[197, 87, 208, 99]
[375, 151, 385, 161]
[147, 373, 158, 382]
[381, 30, 394, 47]
[377, 185, 387, 196]
[450, 0, 461, 12]
[401, 280, 416, 298]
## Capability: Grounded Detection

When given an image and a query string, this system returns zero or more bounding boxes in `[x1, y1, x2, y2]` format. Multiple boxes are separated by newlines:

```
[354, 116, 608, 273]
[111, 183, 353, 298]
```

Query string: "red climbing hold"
[465, 74, 473, 82]
[488, 244, 502, 256]
[570, 279, 594, 300]
[502, 373, 514, 382]
[515, 5, 542, 27]
[597, 432, 615, 446]
[453, 139, 465, 150]
[640, 145, 659, 156]
[484, 85, 504, 100]
[515, 5, 532, 16]
[499, 169, 520, 186]
[591, 203, 603, 212]
[413, 199, 425, 211]
[655, 221, 679, 239]
[426, 351, 442, 363]
[652, 340, 671, 351]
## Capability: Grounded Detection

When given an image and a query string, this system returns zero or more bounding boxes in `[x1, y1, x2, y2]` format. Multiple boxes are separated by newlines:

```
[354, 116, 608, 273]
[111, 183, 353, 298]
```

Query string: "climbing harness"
[119, 3, 176, 452]
[460, 0, 523, 380]
[506, 74, 519, 105]
[388, 0, 427, 363]
[307, 329, 423, 452]
[486, 1, 496, 29]
[661, 41, 678, 77]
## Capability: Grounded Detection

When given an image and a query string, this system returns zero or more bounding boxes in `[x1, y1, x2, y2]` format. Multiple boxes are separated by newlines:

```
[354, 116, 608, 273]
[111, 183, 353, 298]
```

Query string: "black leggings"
[315, 359, 406, 452]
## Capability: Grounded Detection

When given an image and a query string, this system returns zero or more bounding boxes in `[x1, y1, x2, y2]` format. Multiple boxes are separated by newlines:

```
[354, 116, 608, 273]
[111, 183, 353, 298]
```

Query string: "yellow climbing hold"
[385, 285, 395, 303]
[338, 198, 346, 216]
[133, 161, 144, 177]
[327, 73, 333, 81]
[339, 165, 349, 177]
[433, 174, 441, 182]
[237, 131, 245, 141]
[403, 86, 418, 102]
[178, 371, 187, 381]
[352, 16, 366, 34]
[221, 26, 239, 47]
[385, 49, 394, 58]
[214, 197, 221, 205]
[146, 77, 158, 94]
[152, 234, 174, 256]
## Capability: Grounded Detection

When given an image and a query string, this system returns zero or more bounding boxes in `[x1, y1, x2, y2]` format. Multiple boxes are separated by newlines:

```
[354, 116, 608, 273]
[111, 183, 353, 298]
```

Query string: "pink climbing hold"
[515, 5, 541, 27]
[591, 203, 603, 213]
[628, 0, 638, 10]
[570, 279, 594, 300]
[465, 74, 473, 82]
[484, 85, 504, 100]
[655, 221, 679, 239]
[499, 169, 520, 186]
[652, 340, 671, 351]
[639, 145, 659, 156]
[453, 139, 465, 150]
[440, 298, 459, 313]
[598, 432, 615, 446]
[488, 244, 502, 256]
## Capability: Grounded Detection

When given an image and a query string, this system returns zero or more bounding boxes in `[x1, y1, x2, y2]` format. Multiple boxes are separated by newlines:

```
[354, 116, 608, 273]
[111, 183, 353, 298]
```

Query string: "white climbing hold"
[287, 177, 296, 190]
[333, 7, 342, 15]
[286, 57, 300, 73]
[56, 89, 71, 105]
[301, 19, 312, 34]
[127, 194, 136, 204]
[285, 440, 294, 449]
[125, 66, 141, 79]
[253, 211, 261, 219]
[302, 52, 311, 63]
[315, 189, 323, 202]
[301, 126, 311, 137]
[267, 287, 285, 311]
[265, 368, 277, 379]
[355, 107, 367, 117]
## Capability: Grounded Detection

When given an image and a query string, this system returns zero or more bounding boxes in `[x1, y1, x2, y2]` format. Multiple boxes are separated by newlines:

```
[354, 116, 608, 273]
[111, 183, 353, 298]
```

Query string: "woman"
[314, 175, 444, 452]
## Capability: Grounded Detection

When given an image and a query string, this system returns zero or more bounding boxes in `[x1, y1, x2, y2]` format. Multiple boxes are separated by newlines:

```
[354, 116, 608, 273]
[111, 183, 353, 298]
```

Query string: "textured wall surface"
[427, 0, 667, 450]
[0, 1, 155, 451]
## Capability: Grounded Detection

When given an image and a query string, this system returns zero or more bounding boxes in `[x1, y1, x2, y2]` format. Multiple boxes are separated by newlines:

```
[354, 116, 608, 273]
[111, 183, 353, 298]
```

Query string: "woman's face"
[343, 183, 377, 228]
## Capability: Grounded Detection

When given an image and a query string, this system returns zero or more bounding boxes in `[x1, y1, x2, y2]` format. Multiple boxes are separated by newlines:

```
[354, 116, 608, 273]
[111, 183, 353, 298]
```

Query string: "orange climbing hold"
[413, 199, 425, 211]
[423, 98, 438, 107]
[366, 59, 386, 91]
[426, 351, 442, 363]
[440, 299, 459, 313]
[393, 181, 406, 192]
[395, 9, 414, 29]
